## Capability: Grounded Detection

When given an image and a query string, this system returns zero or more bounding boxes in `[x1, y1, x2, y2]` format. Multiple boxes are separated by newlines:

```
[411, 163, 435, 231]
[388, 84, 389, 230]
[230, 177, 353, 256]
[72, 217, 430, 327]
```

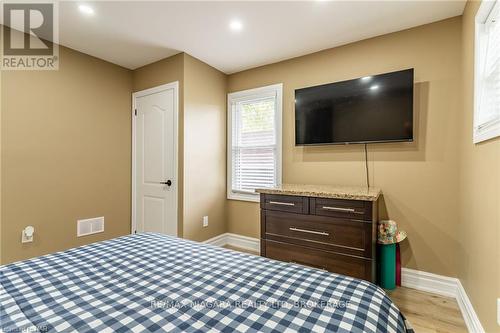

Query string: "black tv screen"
[295, 69, 414, 145]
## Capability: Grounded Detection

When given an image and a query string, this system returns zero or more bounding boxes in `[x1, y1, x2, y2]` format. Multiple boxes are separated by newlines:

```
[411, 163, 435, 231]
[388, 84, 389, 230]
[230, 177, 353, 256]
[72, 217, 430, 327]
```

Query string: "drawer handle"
[269, 201, 295, 206]
[322, 206, 356, 212]
[289, 227, 329, 236]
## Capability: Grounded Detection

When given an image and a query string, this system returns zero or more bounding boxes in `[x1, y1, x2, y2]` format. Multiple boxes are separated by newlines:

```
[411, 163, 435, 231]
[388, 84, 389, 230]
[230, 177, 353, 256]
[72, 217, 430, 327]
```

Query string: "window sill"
[227, 192, 260, 203]
[474, 118, 500, 143]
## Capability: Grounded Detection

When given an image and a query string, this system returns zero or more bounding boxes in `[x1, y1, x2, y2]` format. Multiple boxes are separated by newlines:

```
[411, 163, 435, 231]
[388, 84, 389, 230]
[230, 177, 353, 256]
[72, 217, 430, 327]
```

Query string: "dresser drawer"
[261, 194, 309, 214]
[265, 240, 373, 281]
[310, 197, 372, 220]
[263, 210, 371, 257]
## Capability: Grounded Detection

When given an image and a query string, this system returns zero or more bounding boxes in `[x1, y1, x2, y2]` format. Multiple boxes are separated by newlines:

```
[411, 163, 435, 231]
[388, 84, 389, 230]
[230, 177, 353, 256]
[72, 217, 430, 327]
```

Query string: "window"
[227, 84, 282, 202]
[474, 0, 500, 143]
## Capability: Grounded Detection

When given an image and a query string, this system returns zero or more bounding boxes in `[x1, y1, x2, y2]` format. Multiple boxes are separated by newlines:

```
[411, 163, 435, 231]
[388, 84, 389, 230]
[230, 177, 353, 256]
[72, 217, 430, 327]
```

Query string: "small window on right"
[474, 0, 500, 143]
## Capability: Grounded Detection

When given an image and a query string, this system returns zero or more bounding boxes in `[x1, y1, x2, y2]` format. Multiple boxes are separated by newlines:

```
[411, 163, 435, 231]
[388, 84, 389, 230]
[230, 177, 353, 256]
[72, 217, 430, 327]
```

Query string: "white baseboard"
[456, 280, 485, 333]
[226, 233, 261, 252]
[401, 268, 457, 298]
[400, 268, 484, 332]
[203, 233, 228, 247]
[204, 233, 484, 333]
[203, 233, 260, 253]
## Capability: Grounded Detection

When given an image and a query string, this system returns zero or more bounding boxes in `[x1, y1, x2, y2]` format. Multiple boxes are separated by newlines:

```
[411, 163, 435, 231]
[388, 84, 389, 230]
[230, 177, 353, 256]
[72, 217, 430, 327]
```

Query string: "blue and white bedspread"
[1, 233, 410, 332]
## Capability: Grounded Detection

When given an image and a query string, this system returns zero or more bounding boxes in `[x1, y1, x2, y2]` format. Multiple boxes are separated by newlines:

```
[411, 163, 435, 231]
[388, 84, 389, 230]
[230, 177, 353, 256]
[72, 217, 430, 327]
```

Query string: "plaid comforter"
[1, 233, 409, 332]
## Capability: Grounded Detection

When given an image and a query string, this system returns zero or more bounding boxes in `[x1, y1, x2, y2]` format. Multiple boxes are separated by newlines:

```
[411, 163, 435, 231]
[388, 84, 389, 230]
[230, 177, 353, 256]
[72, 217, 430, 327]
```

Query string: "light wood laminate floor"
[386, 287, 467, 333]
[223, 245, 467, 333]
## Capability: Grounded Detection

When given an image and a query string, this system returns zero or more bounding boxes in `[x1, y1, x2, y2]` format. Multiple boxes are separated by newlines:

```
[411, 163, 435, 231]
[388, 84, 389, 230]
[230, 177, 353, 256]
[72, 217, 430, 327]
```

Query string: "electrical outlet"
[21, 226, 35, 243]
[202, 216, 208, 227]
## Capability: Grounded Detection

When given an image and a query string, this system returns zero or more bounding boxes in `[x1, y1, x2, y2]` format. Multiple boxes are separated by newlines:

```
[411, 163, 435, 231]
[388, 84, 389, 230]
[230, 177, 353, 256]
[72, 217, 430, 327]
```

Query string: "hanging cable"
[364, 143, 370, 188]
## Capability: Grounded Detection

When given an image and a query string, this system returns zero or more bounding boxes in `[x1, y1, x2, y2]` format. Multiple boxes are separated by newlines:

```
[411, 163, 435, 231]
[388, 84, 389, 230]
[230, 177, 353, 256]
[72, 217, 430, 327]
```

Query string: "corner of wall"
[458, 1, 500, 331]
[182, 53, 229, 242]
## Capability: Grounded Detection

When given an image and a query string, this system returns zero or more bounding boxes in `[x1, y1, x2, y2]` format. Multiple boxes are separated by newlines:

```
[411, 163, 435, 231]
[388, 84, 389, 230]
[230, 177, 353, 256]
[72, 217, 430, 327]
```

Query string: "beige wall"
[183, 54, 227, 241]
[227, 17, 463, 277]
[132, 53, 186, 236]
[0, 60, 3, 262]
[459, 1, 500, 331]
[133, 53, 184, 93]
[2, 11, 499, 330]
[132, 53, 228, 240]
[1, 48, 227, 264]
[1, 45, 133, 264]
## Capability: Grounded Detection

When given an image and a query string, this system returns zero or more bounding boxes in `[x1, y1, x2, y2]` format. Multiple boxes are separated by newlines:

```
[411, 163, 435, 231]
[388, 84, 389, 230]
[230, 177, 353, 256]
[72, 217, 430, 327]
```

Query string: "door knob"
[160, 180, 172, 186]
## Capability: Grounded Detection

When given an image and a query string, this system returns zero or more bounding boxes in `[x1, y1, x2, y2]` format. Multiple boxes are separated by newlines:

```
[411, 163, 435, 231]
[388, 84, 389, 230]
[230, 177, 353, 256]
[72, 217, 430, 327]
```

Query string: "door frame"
[131, 81, 179, 236]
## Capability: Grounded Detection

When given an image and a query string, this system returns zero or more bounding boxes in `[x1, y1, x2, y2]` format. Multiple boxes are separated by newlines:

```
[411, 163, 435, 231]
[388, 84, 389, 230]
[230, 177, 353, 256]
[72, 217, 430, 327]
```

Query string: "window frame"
[227, 83, 283, 202]
[474, 0, 500, 143]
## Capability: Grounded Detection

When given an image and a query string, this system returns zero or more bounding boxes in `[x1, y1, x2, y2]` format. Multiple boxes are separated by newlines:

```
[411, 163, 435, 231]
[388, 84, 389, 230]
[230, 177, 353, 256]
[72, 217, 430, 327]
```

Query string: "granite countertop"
[256, 184, 381, 201]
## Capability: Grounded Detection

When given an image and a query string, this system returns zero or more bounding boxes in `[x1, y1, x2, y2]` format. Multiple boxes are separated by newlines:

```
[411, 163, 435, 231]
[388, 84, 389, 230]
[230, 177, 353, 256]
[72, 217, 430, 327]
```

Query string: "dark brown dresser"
[257, 185, 380, 283]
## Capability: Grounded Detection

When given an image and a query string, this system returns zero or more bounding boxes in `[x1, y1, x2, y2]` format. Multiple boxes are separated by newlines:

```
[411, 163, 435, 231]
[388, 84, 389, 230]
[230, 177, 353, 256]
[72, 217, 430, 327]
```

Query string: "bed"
[1, 233, 411, 332]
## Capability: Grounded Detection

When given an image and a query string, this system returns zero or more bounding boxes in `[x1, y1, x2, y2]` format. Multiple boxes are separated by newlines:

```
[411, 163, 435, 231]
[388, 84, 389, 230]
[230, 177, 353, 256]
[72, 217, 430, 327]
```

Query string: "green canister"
[379, 243, 396, 290]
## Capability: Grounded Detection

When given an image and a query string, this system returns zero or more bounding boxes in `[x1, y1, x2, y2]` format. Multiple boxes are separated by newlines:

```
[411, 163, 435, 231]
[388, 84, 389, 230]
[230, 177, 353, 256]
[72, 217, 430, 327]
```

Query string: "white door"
[133, 82, 178, 236]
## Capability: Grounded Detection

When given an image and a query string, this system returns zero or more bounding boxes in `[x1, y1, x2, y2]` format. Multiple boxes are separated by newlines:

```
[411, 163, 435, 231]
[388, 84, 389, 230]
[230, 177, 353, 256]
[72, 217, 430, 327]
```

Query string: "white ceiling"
[10, 1, 467, 73]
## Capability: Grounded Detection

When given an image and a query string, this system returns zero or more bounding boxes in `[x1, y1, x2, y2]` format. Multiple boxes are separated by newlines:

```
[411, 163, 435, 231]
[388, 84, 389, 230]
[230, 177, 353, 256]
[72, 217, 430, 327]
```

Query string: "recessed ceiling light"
[361, 76, 372, 82]
[370, 85, 379, 90]
[229, 20, 243, 32]
[78, 4, 94, 15]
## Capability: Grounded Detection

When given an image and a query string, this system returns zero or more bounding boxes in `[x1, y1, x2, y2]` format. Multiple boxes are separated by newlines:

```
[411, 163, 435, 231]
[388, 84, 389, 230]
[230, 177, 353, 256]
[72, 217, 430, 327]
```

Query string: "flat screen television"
[295, 68, 414, 145]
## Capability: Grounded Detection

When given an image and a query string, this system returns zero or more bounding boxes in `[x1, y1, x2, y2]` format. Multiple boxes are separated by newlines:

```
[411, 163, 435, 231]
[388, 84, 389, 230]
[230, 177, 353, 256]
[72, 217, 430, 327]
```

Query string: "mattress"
[1, 233, 410, 332]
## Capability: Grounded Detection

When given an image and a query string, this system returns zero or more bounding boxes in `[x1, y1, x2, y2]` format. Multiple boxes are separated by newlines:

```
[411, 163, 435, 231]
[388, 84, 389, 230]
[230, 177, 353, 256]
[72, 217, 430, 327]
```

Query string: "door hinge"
[134, 109, 137, 116]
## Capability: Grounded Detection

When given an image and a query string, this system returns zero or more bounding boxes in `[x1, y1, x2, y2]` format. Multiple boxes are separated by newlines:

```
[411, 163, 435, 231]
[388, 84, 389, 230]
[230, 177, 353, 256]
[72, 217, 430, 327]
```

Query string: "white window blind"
[228, 84, 282, 202]
[474, 0, 500, 143]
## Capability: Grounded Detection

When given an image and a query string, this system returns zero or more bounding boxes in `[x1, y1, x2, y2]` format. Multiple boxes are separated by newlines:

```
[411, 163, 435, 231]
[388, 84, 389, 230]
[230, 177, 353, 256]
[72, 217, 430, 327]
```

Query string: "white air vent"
[77, 217, 104, 237]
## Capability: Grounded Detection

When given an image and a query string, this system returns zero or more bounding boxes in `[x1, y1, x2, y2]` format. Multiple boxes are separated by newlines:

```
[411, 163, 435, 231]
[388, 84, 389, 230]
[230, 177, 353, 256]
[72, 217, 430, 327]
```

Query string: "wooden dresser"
[257, 185, 380, 283]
